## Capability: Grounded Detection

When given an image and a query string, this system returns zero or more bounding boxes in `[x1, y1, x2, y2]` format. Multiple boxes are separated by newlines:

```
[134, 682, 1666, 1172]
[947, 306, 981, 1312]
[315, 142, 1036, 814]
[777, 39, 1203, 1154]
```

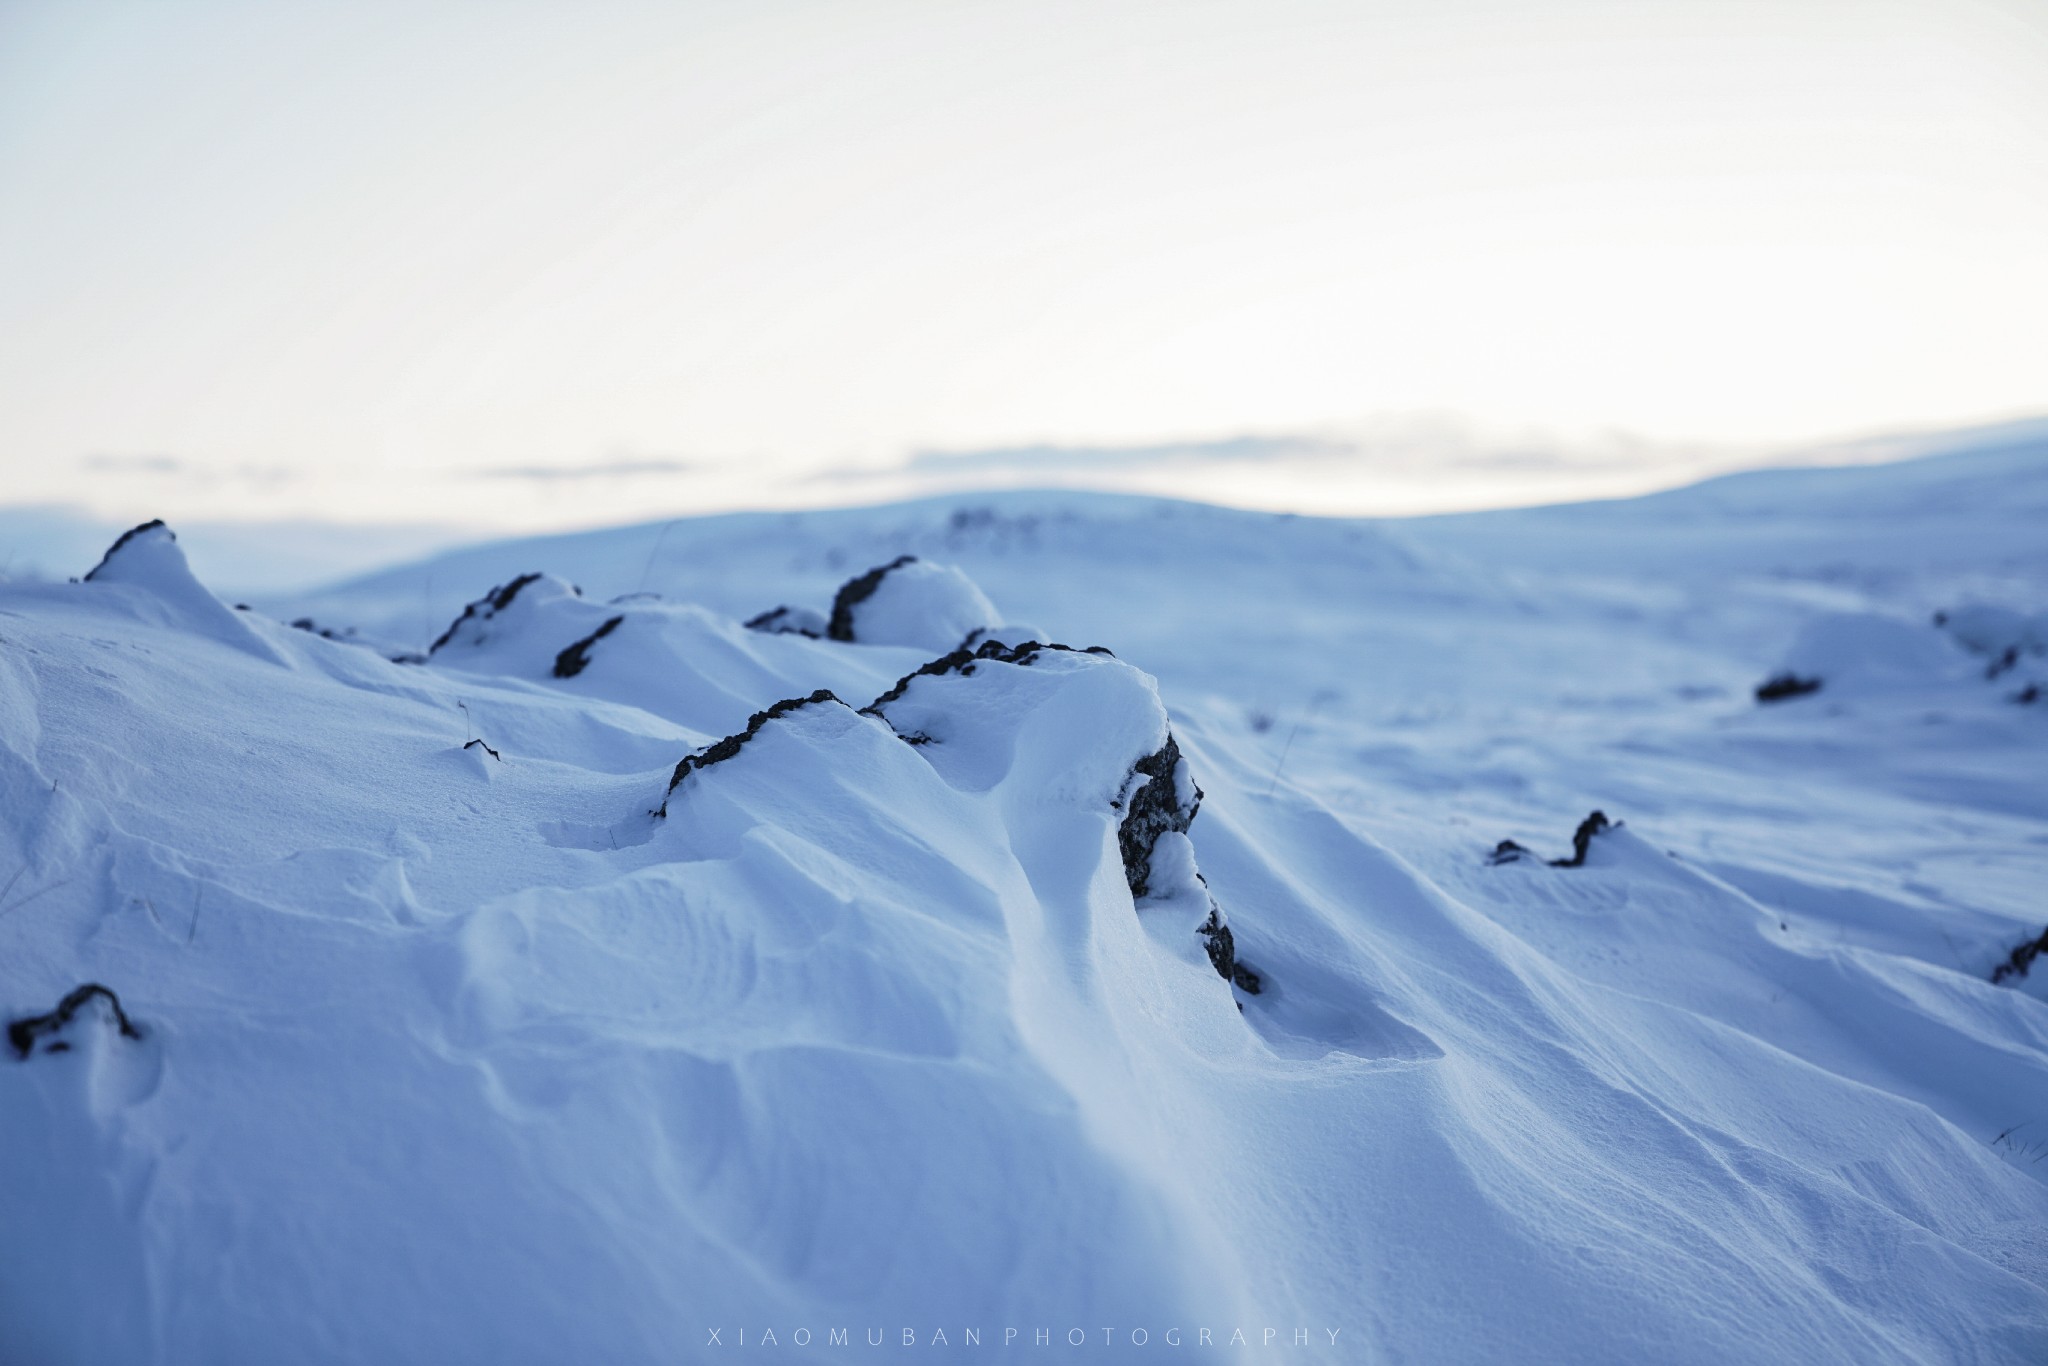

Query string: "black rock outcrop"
[1197, 902, 1262, 995]
[1489, 810, 1618, 868]
[429, 572, 545, 654]
[860, 638, 1255, 996]
[862, 637, 1115, 726]
[1116, 734, 1201, 901]
[1992, 925, 2048, 985]
[1552, 810, 1613, 867]
[553, 615, 624, 678]
[828, 555, 917, 642]
[657, 689, 846, 817]
[8, 983, 143, 1059]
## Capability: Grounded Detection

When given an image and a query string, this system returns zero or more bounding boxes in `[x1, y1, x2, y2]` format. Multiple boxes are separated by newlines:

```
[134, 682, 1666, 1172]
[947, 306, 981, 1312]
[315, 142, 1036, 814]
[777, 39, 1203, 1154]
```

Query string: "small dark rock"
[289, 617, 352, 641]
[1196, 904, 1263, 995]
[1992, 925, 2048, 985]
[745, 605, 828, 639]
[1487, 839, 1533, 866]
[553, 615, 624, 678]
[1756, 673, 1823, 703]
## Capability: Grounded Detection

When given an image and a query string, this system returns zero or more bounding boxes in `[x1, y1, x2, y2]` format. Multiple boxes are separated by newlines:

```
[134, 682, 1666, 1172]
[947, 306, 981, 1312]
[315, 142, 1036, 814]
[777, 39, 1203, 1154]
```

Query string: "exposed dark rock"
[1992, 926, 2048, 985]
[1197, 904, 1263, 995]
[859, 638, 1252, 996]
[1116, 735, 1202, 901]
[861, 638, 1115, 725]
[8, 983, 142, 1059]
[658, 689, 846, 816]
[463, 738, 502, 761]
[1487, 839, 1534, 866]
[289, 617, 354, 641]
[2016, 683, 2041, 705]
[1987, 646, 2021, 680]
[1551, 810, 1614, 867]
[429, 572, 544, 654]
[83, 519, 169, 582]
[745, 605, 827, 639]
[553, 615, 624, 678]
[1756, 673, 1823, 703]
[1489, 811, 1618, 869]
[827, 555, 918, 641]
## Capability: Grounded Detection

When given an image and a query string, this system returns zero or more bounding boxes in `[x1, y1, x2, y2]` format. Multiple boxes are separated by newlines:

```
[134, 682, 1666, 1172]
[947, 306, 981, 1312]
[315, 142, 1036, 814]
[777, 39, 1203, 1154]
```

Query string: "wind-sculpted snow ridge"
[827, 554, 1002, 652]
[1935, 604, 2048, 663]
[71, 518, 287, 663]
[859, 636, 1256, 995]
[428, 570, 548, 653]
[828, 552, 913, 638]
[8, 467, 2048, 1363]
[656, 688, 846, 816]
[81, 518, 169, 581]
[420, 569, 921, 738]
[859, 636, 1116, 713]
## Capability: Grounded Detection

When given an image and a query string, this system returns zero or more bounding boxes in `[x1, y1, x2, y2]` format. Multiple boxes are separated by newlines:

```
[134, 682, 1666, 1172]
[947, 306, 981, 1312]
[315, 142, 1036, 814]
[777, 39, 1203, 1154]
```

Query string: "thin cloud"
[80, 453, 187, 474]
[898, 434, 1355, 477]
[77, 454, 302, 486]
[472, 458, 698, 482]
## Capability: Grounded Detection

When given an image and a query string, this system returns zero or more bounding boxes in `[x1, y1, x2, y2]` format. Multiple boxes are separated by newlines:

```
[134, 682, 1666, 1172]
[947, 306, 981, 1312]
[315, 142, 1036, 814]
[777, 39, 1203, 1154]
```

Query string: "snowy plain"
[2, 431, 2046, 1364]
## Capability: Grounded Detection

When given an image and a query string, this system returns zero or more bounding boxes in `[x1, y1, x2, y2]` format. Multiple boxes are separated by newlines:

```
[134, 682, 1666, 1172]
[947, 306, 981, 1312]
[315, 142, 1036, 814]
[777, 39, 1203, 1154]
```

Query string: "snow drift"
[6, 447, 2048, 1364]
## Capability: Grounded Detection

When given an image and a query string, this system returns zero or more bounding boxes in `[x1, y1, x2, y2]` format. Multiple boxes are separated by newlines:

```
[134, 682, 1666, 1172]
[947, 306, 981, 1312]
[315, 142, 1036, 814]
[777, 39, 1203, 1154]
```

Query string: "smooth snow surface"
[5, 440, 2048, 1363]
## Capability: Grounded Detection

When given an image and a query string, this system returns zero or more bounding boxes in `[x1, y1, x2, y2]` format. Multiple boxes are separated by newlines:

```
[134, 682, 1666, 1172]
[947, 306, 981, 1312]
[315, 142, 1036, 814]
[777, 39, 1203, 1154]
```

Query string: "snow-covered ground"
[3, 436, 2046, 1363]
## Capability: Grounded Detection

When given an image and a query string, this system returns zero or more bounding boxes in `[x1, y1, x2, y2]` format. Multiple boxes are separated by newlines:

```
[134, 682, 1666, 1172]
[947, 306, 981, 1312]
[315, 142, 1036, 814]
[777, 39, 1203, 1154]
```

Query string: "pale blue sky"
[3, 0, 2046, 528]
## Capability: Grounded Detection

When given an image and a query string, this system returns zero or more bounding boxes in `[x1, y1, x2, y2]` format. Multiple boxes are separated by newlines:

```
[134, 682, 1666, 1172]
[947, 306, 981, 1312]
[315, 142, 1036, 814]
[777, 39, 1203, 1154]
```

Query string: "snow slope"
[4, 441, 2047, 1363]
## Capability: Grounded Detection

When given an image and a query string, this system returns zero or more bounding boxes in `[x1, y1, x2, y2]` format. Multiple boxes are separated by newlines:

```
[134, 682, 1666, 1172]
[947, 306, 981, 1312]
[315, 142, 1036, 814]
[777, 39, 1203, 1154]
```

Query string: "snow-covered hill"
[4, 442, 2047, 1363]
